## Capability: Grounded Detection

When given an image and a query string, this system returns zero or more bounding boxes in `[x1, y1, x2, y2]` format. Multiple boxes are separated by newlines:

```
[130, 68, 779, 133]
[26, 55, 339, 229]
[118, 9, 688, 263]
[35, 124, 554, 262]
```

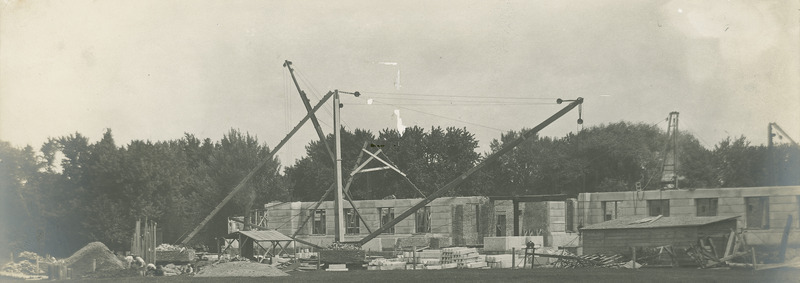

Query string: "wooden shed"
[581, 215, 739, 257]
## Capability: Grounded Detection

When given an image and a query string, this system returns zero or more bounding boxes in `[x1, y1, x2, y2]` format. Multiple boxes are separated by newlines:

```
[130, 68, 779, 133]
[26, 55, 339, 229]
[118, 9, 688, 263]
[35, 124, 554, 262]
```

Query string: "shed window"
[696, 198, 718, 216]
[416, 206, 431, 233]
[746, 197, 769, 229]
[378, 207, 395, 234]
[344, 208, 360, 235]
[311, 209, 326, 235]
[602, 201, 621, 221]
[648, 200, 670, 217]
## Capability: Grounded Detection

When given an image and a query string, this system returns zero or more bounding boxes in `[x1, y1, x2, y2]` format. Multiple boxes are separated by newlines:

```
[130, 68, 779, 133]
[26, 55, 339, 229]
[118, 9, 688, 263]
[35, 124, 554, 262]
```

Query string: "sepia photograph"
[1, 1, 798, 282]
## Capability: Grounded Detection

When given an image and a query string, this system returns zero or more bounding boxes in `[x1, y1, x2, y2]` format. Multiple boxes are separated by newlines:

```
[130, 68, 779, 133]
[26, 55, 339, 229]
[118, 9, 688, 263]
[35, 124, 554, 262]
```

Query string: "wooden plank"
[707, 237, 719, 258]
[724, 230, 735, 258]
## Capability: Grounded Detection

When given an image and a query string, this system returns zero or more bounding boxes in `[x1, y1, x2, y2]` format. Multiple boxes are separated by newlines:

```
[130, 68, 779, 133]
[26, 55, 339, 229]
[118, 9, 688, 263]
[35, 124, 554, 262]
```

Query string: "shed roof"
[226, 230, 294, 242]
[581, 215, 739, 231]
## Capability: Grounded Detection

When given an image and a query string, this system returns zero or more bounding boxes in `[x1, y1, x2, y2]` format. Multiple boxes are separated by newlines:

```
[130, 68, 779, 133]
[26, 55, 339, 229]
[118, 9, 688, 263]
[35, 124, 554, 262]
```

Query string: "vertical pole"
[632, 246, 637, 269]
[153, 222, 158, 264]
[92, 259, 96, 272]
[333, 90, 345, 242]
[413, 246, 417, 270]
[768, 123, 775, 186]
[512, 247, 516, 269]
[673, 112, 679, 190]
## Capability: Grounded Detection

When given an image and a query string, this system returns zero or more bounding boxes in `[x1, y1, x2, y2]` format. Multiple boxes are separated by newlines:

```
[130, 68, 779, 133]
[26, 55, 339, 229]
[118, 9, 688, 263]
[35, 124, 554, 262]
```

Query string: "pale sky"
[2, 0, 798, 167]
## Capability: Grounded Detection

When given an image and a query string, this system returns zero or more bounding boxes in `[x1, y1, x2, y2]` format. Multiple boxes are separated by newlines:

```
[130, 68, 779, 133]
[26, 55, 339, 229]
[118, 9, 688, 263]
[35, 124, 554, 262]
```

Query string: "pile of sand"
[64, 242, 125, 276]
[194, 261, 288, 277]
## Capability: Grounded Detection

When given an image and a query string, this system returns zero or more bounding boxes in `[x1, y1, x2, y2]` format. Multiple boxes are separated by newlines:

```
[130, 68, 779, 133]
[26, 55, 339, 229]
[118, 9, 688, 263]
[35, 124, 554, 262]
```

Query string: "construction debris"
[546, 250, 628, 268]
[686, 230, 755, 269]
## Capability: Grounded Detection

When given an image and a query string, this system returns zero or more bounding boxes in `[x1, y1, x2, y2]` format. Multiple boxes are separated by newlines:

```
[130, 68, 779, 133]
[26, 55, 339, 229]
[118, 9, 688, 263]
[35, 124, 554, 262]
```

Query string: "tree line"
[1, 122, 798, 257]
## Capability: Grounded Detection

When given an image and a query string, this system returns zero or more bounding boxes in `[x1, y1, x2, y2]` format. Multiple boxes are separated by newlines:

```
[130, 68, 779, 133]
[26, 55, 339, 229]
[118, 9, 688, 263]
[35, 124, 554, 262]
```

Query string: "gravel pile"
[194, 261, 288, 277]
[64, 242, 125, 276]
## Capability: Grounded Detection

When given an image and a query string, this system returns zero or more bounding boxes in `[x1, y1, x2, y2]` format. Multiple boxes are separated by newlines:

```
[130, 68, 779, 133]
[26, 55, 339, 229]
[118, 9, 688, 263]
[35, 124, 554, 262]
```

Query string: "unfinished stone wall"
[263, 196, 489, 249]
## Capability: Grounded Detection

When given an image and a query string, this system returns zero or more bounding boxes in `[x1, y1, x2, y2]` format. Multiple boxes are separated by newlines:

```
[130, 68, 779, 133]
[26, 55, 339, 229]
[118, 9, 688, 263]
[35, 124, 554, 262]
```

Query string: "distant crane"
[768, 122, 799, 148]
[660, 111, 679, 189]
[768, 122, 799, 186]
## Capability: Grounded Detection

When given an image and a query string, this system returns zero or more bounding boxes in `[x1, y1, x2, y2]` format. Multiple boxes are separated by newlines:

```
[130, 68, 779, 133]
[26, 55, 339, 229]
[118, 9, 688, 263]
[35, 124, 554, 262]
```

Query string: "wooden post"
[522, 246, 527, 268]
[92, 259, 96, 272]
[778, 215, 792, 262]
[751, 246, 757, 271]
[413, 246, 417, 270]
[153, 221, 158, 264]
[333, 90, 345, 242]
[512, 248, 516, 269]
[632, 246, 637, 269]
[513, 200, 520, 236]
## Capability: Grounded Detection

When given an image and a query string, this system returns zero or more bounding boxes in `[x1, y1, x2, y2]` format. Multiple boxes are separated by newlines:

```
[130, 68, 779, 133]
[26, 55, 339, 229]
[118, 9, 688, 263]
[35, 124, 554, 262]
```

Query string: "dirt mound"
[194, 261, 288, 277]
[64, 242, 125, 276]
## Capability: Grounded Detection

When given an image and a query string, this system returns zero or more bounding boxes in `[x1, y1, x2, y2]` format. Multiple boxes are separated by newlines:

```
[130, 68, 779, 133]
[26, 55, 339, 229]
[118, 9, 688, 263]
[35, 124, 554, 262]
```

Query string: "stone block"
[430, 237, 451, 249]
[670, 206, 695, 215]
[668, 198, 693, 207]
[398, 236, 429, 247]
[465, 261, 487, 268]
[360, 238, 382, 252]
[379, 237, 397, 250]
[433, 206, 451, 214]
[326, 264, 348, 271]
[441, 262, 458, 269]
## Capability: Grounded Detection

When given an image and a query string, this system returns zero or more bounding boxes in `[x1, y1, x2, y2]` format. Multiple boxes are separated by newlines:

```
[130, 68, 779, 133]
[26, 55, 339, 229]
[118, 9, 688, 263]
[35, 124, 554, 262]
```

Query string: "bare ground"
[28, 266, 800, 283]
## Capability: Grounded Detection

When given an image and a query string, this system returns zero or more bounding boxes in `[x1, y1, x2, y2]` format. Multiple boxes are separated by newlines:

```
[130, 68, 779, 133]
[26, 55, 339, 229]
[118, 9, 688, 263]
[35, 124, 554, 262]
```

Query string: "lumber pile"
[440, 247, 484, 268]
[549, 252, 627, 268]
